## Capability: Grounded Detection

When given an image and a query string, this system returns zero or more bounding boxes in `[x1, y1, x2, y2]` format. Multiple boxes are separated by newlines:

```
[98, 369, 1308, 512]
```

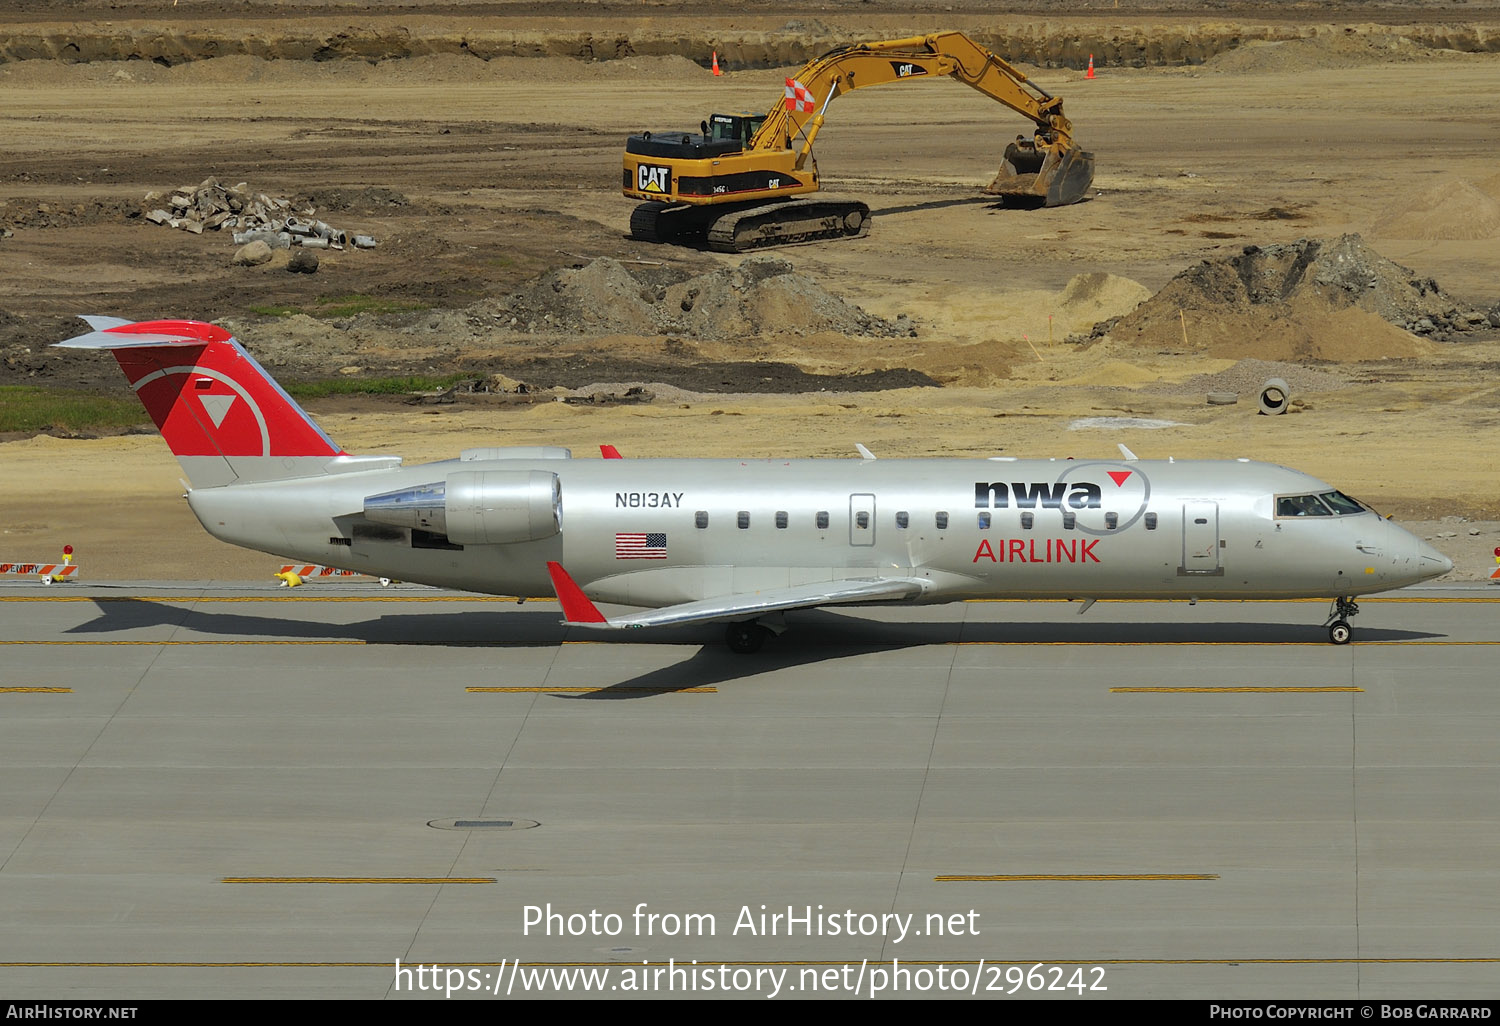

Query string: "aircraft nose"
[1415, 539, 1453, 579]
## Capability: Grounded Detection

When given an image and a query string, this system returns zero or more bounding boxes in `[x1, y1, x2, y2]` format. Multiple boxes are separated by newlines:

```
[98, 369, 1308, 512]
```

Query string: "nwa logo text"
[637, 163, 671, 194]
[974, 481, 1106, 510]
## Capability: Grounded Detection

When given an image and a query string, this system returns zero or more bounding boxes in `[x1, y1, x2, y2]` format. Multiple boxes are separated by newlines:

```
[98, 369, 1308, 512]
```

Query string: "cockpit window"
[1319, 491, 1367, 515]
[1276, 493, 1333, 517]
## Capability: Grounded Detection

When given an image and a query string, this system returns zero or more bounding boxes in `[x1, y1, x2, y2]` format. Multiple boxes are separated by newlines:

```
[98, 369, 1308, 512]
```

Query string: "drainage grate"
[428, 818, 539, 831]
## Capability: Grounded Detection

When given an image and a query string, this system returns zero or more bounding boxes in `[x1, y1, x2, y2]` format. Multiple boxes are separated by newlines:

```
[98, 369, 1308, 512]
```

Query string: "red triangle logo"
[1107, 470, 1132, 487]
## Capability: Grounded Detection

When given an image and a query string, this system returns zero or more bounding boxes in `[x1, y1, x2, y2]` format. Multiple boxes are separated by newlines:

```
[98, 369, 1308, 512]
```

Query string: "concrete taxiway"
[1, 581, 1497, 1000]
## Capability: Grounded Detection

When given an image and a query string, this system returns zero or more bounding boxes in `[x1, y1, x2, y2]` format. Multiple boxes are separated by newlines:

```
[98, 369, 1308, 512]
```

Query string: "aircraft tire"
[726, 621, 769, 654]
[1328, 620, 1352, 645]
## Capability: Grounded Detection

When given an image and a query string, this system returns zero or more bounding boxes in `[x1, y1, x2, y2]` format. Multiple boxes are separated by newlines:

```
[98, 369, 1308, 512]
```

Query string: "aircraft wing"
[546, 562, 926, 630]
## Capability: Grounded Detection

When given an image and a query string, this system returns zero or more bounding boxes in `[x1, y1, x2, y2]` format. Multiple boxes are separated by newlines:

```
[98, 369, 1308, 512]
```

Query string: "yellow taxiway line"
[936, 874, 1219, 882]
[1111, 686, 1362, 693]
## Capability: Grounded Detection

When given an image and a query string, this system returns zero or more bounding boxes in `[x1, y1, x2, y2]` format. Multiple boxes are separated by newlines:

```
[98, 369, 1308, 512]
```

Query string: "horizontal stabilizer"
[54, 330, 215, 350]
[57, 317, 235, 350]
[546, 562, 926, 631]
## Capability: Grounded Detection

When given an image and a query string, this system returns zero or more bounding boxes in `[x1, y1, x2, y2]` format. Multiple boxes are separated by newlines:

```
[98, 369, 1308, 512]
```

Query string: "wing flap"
[546, 563, 926, 631]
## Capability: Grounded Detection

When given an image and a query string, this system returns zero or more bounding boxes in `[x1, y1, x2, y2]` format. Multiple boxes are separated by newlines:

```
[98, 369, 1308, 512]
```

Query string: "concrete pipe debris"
[1206, 391, 1238, 405]
[145, 177, 374, 251]
[1258, 378, 1291, 416]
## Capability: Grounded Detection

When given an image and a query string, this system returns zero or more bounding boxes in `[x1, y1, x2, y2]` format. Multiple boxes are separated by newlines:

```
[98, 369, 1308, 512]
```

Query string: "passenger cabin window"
[896, 511, 909, 529]
[1062, 511, 1075, 530]
[1145, 512, 1158, 530]
[1277, 494, 1333, 518]
[775, 511, 788, 529]
[816, 511, 830, 530]
[976, 512, 991, 530]
[695, 511, 709, 529]
[1020, 512, 1034, 530]
[737, 511, 750, 529]
[1105, 512, 1119, 530]
[855, 511, 870, 529]
[935, 512, 949, 530]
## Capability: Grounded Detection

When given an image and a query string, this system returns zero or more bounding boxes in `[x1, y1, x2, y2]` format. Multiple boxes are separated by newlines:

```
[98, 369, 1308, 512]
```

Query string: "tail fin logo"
[199, 393, 236, 429]
[126, 359, 273, 457]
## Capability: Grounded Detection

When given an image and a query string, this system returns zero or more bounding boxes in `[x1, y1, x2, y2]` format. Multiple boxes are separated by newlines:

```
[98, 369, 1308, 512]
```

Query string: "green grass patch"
[284, 374, 476, 400]
[249, 293, 431, 320]
[0, 386, 146, 434]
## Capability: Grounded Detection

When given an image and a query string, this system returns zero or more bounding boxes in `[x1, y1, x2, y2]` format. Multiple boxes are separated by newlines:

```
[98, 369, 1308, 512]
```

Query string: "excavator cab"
[703, 113, 768, 150]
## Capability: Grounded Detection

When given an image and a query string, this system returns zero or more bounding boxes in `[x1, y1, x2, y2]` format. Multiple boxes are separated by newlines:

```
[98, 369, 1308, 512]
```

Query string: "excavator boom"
[623, 31, 1094, 251]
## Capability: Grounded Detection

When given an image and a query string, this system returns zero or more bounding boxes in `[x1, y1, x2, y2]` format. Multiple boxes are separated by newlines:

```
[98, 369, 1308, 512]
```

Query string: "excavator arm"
[754, 32, 1077, 159]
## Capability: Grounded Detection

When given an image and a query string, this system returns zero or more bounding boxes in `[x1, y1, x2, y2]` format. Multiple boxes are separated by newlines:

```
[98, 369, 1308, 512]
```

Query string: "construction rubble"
[142, 177, 376, 251]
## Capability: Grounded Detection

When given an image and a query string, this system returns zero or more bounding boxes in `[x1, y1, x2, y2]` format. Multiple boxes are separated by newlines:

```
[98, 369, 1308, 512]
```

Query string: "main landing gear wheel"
[1323, 597, 1360, 645]
[725, 621, 769, 654]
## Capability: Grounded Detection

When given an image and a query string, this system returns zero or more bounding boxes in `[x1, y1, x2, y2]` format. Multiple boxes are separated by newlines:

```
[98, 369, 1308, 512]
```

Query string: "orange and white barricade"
[0, 562, 79, 584]
[1, 546, 77, 584]
[274, 564, 392, 587]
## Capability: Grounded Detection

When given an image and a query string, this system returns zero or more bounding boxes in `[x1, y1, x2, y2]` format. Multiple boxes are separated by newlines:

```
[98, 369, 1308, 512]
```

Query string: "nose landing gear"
[1324, 596, 1360, 645]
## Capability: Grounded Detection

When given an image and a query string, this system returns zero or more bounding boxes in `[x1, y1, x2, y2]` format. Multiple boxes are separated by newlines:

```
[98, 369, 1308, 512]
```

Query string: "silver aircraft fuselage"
[62, 319, 1452, 650]
[186, 453, 1449, 606]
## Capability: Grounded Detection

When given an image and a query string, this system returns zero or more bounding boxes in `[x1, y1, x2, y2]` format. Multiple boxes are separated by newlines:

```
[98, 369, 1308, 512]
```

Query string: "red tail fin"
[58, 317, 345, 487]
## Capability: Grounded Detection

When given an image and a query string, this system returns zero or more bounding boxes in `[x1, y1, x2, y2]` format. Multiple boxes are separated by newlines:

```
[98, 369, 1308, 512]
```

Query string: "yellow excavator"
[623, 31, 1094, 252]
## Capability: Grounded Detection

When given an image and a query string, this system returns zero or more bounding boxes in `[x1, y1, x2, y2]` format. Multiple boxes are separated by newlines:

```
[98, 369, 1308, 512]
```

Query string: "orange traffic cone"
[712, 51, 722, 76]
[1086, 54, 1095, 79]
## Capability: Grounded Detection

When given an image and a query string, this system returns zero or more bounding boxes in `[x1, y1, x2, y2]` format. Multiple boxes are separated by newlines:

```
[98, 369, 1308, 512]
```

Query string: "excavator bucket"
[984, 139, 1094, 207]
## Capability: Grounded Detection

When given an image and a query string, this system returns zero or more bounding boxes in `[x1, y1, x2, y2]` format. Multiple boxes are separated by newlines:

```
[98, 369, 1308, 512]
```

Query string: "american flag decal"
[615, 532, 667, 560]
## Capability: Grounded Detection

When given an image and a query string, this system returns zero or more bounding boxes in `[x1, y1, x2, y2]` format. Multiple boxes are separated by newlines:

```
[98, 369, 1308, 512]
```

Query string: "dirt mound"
[1204, 33, 1455, 75]
[1371, 178, 1500, 241]
[1147, 358, 1351, 399]
[1093, 235, 1488, 359]
[1054, 272, 1153, 333]
[483, 256, 914, 341]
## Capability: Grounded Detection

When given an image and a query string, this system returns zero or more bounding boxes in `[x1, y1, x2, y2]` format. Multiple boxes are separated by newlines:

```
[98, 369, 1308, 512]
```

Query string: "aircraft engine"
[362, 470, 562, 545]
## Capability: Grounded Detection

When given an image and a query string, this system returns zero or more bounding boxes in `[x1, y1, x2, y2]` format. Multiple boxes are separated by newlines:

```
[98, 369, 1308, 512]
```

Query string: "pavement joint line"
[936, 874, 1219, 882]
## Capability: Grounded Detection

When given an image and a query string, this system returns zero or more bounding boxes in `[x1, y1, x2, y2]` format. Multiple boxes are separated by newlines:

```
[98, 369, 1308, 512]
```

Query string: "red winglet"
[600, 444, 623, 459]
[546, 562, 608, 623]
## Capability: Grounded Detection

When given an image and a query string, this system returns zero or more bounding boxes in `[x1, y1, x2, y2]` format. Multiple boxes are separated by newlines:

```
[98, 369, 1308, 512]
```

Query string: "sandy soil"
[2, 4, 1499, 584]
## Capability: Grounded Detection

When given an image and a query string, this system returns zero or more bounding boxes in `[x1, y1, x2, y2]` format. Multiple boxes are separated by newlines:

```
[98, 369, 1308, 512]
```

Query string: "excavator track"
[630, 201, 705, 243]
[705, 197, 871, 253]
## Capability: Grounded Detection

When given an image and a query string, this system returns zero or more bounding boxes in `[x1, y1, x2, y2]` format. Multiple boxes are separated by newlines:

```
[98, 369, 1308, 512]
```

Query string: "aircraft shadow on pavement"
[65, 600, 1445, 699]
[550, 612, 1449, 699]
[65, 597, 572, 645]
